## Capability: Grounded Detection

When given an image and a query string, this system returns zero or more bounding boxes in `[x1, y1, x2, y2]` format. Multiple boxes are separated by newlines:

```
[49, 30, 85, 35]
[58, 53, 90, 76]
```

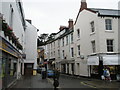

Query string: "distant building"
[24, 21, 37, 75]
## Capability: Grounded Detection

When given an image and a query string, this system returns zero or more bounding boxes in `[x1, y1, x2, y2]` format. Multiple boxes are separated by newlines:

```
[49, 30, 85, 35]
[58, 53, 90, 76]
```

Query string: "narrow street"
[10, 73, 120, 89]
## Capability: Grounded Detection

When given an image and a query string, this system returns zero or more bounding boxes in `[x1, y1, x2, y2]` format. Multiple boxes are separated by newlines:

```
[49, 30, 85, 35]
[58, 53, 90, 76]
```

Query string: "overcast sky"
[22, 0, 119, 35]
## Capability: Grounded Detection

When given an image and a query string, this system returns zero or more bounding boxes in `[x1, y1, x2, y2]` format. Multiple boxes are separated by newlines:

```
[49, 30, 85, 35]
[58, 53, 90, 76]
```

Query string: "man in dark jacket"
[53, 68, 60, 88]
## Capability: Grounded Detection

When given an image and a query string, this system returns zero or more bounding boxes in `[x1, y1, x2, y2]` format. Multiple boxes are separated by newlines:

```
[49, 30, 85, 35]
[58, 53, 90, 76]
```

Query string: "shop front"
[87, 54, 120, 80]
[0, 37, 22, 89]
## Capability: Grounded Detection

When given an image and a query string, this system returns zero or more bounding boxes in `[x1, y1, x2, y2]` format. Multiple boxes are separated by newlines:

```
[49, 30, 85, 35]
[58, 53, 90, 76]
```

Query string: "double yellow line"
[80, 82, 97, 88]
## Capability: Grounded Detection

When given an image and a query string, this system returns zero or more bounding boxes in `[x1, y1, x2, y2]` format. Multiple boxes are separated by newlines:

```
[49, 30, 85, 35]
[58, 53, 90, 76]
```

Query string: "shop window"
[91, 66, 98, 74]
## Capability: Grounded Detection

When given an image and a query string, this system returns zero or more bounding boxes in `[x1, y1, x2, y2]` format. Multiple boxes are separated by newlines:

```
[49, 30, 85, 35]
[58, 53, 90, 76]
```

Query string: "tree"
[37, 33, 48, 46]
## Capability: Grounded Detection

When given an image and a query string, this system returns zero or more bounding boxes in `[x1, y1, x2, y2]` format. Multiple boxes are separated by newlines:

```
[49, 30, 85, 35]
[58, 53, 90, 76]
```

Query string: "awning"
[103, 55, 120, 65]
[87, 56, 99, 65]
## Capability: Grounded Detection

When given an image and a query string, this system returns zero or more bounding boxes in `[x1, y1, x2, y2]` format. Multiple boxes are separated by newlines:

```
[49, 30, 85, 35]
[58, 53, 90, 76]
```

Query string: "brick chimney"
[68, 19, 73, 29]
[80, 0, 87, 11]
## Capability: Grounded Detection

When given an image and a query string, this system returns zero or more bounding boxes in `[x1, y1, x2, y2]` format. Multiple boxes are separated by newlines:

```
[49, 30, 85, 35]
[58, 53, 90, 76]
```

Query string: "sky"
[22, 0, 119, 35]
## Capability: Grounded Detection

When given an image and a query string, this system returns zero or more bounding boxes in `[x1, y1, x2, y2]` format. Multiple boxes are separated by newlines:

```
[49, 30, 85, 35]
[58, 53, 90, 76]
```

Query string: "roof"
[75, 8, 120, 25]
[89, 8, 120, 17]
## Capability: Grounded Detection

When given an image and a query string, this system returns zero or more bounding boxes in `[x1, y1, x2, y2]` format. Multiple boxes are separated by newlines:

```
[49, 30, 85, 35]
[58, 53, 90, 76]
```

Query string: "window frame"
[90, 21, 95, 33]
[106, 39, 114, 52]
[71, 47, 74, 58]
[91, 40, 96, 53]
[77, 45, 80, 56]
[105, 19, 112, 30]
[71, 33, 73, 43]
[77, 29, 80, 38]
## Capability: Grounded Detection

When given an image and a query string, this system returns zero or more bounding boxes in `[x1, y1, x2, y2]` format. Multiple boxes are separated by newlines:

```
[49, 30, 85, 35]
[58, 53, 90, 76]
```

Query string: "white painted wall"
[1, 1, 25, 78]
[74, 9, 119, 76]
[1, 1, 25, 47]
[25, 21, 37, 69]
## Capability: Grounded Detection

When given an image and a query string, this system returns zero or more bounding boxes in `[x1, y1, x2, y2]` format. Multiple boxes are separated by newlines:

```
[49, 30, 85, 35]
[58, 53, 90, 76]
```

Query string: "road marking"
[80, 82, 97, 88]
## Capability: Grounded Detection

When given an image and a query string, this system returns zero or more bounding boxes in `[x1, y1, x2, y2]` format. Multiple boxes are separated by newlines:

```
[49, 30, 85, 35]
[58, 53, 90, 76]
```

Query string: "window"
[58, 39, 60, 47]
[66, 36, 68, 45]
[90, 21, 95, 32]
[71, 47, 74, 57]
[54, 51, 55, 56]
[106, 39, 114, 52]
[105, 19, 112, 30]
[51, 52, 53, 57]
[91, 41, 96, 53]
[77, 45, 80, 56]
[51, 43, 52, 49]
[58, 50, 60, 58]
[71, 33, 73, 43]
[62, 50, 64, 59]
[62, 38, 64, 46]
[77, 29, 80, 38]
[54, 42, 55, 48]
[9, 4, 14, 28]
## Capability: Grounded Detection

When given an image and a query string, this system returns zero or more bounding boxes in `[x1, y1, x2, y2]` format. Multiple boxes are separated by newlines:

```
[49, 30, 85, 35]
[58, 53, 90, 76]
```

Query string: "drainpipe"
[98, 55, 103, 79]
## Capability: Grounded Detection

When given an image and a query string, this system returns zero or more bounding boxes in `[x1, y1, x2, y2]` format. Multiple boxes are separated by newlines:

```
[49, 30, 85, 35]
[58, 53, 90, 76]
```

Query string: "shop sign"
[87, 56, 99, 65]
[103, 55, 120, 65]
[0, 38, 18, 57]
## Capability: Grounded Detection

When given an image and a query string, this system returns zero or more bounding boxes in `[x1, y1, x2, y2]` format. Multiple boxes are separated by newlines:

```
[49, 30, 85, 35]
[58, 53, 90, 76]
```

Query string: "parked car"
[47, 69, 54, 77]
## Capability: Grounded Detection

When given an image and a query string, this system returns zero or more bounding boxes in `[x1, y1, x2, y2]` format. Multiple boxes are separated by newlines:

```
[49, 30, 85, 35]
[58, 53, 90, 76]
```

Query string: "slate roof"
[89, 8, 120, 17]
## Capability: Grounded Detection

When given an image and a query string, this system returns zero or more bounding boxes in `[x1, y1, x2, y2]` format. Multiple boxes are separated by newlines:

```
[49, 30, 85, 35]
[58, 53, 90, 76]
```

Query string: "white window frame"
[90, 21, 95, 33]
[71, 47, 74, 58]
[105, 19, 112, 30]
[62, 38, 64, 46]
[71, 33, 73, 43]
[77, 29, 80, 38]
[66, 35, 68, 45]
[91, 40, 96, 53]
[77, 45, 80, 56]
[106, 39, 114, 52]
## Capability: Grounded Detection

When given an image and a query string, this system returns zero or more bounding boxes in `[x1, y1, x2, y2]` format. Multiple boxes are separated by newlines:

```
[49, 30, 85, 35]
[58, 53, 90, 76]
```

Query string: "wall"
[25, 21, 37, 69]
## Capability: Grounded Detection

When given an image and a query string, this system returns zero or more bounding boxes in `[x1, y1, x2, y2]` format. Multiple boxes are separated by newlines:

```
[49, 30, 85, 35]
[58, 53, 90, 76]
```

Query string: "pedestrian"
[103, 68, 111, 82]
[53, 68, 60, 89]
[41, 66, 46, 79]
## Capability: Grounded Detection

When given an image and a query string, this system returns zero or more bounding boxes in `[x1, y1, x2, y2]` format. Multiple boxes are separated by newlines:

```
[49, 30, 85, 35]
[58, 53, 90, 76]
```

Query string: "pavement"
[82, 79, 120, 88]
[62, 74, 120, 88]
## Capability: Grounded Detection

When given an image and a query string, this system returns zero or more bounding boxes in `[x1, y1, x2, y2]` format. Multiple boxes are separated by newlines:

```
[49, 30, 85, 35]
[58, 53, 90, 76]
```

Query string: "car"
[47, 69, 54, 77]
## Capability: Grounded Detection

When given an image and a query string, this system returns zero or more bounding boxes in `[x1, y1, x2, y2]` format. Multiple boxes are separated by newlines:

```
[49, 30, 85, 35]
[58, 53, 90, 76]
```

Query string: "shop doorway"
[24, 63, 33, 75]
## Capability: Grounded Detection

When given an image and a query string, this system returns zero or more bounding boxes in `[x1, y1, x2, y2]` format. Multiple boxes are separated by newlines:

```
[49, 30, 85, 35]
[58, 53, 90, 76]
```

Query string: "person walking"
[103, 68, 111, 82]
[53, 68, 60, 89]
[41, 66, 46, 79]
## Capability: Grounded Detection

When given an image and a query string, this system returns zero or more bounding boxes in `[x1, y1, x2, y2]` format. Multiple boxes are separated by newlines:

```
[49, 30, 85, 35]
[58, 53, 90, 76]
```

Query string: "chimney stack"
[68, 19, 73, 29]
[80, 0, 87, 11]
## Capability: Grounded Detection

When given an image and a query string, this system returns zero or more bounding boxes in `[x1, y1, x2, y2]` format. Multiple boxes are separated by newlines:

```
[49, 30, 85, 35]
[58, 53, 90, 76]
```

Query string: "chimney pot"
[68, 19, 73, 29]
[80, 0, 87, 11]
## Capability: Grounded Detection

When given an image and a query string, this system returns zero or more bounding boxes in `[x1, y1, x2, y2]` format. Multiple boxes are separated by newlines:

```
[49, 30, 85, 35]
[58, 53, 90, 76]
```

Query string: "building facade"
[44, 0, 120, 80]
[0, 0, 38, 89]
